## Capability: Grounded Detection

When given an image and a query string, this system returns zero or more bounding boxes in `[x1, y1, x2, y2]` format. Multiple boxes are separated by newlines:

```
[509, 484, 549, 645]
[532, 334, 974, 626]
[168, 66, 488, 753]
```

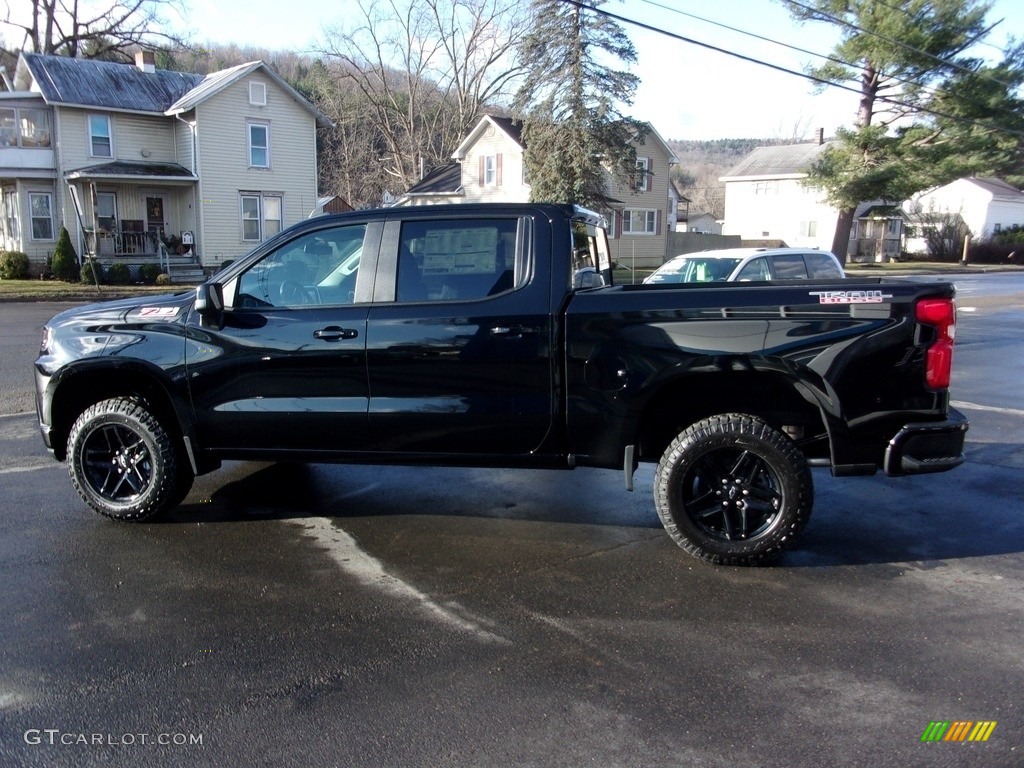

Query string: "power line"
[783, 0, 1017, 91]
[634, 0, 954, 107]
[556, 0, 1024, 140]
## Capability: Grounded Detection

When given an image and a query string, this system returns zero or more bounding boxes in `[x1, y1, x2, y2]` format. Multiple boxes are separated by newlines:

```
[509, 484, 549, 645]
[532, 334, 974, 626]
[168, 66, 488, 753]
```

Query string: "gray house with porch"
[1, 52, 329, 280]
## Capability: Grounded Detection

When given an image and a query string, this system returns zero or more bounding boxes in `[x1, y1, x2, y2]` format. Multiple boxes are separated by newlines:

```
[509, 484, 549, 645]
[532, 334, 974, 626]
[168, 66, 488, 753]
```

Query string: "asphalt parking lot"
[1, 277, 1022, 767]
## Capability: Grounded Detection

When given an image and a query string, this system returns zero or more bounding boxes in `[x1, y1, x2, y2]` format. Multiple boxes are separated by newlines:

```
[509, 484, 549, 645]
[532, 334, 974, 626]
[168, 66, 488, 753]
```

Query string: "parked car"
[644, 247, 845, 284]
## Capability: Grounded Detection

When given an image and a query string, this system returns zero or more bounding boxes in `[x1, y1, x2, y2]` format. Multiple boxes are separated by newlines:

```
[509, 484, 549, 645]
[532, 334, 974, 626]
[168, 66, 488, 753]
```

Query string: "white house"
[720, 139, 905, 260]
[903, 177, 1024, 251]
[0, 52, 330, 278]
[396, 114, 679, 268]
[719, 141, 837, 251]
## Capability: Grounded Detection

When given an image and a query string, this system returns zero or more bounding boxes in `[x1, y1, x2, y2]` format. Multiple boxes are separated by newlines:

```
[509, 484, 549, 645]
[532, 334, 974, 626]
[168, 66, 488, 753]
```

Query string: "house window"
[754, 181, 778, 196]
[19, 109, 51, 147]
[480, 154, 502, 187]
[2, 188, 19, 239]
[248, 123, 270, 168]
[622, 208, 657, 235]
[95, 192, 117, 232]
[800, 221, 817, 237]
[634, 157, 651, 192]
[886, 218, 900, 236]
[1, 108, 52, 148]
[249, 82, 267, 106]
[994, 223, 1002, 233]
[0, 109, 15, 147]
[241, 192, 283, 241]
[29, 192, 54, 240]
[88, 114, 112, 157]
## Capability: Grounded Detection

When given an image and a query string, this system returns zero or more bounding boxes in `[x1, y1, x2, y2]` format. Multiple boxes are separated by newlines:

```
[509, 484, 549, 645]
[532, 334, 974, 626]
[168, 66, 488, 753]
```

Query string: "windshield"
[647, 256, 743, 283]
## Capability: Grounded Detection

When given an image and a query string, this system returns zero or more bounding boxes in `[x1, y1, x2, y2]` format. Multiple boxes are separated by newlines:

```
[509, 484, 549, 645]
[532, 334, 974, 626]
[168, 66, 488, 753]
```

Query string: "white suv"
[644, 247, 845, 284]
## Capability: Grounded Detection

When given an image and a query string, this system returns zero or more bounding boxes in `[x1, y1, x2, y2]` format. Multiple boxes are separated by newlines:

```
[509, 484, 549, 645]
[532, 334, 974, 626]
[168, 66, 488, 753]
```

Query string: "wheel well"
[50, 367, 185, 462]
[636, 371, 828, 461]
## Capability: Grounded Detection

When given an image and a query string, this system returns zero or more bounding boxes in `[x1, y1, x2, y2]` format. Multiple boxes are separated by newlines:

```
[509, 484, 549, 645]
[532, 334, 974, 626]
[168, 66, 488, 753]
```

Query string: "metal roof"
[20, 53, 203, 113]
[16, 53, 332, 127]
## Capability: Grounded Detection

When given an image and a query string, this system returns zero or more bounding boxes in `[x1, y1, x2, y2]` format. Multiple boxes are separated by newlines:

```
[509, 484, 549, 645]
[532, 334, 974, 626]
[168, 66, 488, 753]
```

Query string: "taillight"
[916, 298, 956, 390]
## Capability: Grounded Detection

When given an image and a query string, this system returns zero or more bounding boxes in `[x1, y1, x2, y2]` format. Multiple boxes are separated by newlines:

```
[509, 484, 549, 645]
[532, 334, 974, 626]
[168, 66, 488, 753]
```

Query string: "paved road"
[1, 278, 1022, 767]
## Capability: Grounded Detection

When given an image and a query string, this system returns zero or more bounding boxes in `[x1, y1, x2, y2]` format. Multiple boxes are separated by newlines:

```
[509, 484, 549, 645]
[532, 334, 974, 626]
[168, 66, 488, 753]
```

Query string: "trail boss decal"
[136, 306, 180, 319]
[809, 290, 893, 305]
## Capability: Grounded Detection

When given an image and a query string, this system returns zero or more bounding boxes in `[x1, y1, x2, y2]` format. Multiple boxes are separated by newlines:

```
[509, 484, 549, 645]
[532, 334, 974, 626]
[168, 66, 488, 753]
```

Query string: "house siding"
[608, 135, 674, 268]
[460, 130, 529, 202]
[194, 75, 319, 266]
[722, 176, 839, 252]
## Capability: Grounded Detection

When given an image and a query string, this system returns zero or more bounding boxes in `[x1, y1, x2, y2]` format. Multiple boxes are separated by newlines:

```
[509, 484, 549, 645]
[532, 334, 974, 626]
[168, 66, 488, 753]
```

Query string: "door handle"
[314, 326, 359, 341]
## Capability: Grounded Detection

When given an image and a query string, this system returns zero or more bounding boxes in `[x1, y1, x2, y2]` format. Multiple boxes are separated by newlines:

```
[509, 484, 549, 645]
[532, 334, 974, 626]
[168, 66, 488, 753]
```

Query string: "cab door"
[364, 214, 555, 456]
[187, 220, 380, 454]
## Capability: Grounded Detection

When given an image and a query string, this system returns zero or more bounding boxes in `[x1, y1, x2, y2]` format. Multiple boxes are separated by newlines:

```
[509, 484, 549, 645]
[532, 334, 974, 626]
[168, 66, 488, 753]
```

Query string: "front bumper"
[883, 408, 969, 476]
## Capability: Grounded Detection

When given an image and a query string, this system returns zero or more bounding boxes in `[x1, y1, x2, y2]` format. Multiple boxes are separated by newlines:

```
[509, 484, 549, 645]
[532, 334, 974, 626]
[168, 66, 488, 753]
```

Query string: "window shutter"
[614, 211, 622, 239]
[496, 154, 503, 186]
[479, 156, 485, 187]
[645, 158, 653, 192]
[655, 209, 661, 235]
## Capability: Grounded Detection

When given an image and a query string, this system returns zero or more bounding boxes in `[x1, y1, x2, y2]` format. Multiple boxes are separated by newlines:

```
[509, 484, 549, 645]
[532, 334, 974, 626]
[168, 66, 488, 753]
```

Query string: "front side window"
[248, 123, 270, 168]
[234, 224, 367, 309]
[396, 218, 521, 302]
[622, 208, 657, 235]
[89, 114, 112, 157]
[29, 192, 54, 240]
[240, 193, 283, 242]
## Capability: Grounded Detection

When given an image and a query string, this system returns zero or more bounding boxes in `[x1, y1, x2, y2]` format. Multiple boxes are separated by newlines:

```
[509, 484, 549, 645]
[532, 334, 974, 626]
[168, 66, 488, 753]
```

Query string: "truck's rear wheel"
[67, 397, 192, 521]
[654, 414, 812, 565]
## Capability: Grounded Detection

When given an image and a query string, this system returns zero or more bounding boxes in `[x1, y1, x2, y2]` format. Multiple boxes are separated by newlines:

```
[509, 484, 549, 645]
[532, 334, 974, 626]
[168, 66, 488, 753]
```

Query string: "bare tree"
[3, 0, 188, 60]
[317, 0, 525, 198]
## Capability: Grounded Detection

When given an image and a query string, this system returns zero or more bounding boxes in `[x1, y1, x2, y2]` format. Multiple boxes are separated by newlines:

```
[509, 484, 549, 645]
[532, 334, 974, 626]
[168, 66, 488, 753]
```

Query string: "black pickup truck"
[35, 203, 968, 565]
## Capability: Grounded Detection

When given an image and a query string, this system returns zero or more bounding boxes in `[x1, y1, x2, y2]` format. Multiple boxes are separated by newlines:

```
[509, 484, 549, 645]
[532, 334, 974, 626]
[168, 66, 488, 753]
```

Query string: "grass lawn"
[0, 279, 194, 302]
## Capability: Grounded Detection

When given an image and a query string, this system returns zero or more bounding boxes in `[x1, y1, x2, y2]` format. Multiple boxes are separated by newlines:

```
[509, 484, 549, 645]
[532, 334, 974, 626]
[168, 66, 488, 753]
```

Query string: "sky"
[12, 0, 1024, 142]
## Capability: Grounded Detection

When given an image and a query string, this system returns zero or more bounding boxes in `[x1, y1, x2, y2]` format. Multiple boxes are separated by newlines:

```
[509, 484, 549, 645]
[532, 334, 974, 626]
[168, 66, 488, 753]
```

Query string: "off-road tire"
[654, 413, 813, 565]
[66, 397, 191, 521]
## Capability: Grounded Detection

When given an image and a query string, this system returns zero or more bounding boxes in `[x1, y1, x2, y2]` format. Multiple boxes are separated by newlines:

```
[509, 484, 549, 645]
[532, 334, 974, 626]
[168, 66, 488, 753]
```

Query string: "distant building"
[396, 114, 679, 267]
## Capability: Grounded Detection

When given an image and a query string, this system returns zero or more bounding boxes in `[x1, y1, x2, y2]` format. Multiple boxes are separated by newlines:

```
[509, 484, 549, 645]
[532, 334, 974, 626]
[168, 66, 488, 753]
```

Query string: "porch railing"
[85, 229, 162, 257]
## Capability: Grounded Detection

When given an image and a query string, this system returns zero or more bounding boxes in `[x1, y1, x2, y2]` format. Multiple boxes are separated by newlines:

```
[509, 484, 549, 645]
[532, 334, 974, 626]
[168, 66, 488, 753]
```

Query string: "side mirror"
[194, 283, 224, 327]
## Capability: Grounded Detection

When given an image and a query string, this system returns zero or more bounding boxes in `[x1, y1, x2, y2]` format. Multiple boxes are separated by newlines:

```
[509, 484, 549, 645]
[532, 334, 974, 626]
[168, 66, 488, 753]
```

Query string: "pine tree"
[513, 0, 646, 208]
[784, 0, 1024, 260]
[51, 227, 80, 283]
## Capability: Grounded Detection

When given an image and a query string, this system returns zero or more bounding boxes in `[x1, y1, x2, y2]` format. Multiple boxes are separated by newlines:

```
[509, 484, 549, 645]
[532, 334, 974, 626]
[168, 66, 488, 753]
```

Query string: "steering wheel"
[278, 280, 316, 306]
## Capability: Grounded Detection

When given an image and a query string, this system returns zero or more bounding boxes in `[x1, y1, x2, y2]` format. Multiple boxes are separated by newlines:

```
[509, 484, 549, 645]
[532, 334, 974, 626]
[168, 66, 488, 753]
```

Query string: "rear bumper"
[883, 408, 969, 476]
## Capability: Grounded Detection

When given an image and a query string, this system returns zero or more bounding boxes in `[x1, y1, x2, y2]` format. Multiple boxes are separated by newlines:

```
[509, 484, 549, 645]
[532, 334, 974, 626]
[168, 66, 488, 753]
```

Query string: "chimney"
[135, 50, 156, 74]
[816, 127, 825, 145]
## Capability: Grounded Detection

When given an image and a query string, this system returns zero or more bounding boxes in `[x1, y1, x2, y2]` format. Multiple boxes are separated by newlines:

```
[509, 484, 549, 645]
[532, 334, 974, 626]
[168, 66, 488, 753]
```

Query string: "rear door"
[364, 213, 555, 455]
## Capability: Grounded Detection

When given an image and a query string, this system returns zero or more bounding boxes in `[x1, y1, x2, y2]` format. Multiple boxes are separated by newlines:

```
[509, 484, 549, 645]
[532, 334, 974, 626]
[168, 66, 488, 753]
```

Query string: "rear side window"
[770, 254, 808, 279]
[805, 252, 844, 278]
[396, 219, 522, 302]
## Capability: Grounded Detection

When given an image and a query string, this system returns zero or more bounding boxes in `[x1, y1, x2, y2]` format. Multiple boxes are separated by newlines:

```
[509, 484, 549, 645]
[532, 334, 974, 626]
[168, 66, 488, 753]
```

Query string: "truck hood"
[46, 290, 195, 328]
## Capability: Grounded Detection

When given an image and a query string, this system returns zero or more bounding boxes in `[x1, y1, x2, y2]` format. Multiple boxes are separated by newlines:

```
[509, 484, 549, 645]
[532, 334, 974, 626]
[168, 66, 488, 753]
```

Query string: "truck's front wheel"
[654, 414, 813, 565]
[67, 397, 191, 521]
